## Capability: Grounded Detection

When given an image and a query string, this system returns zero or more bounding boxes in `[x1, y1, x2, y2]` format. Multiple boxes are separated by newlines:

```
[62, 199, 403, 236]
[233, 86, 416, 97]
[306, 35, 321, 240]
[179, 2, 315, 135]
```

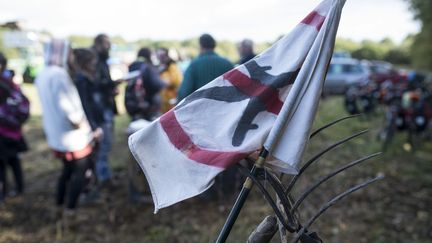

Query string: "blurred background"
[0, 0, 431, 242]
[0, 0, 428, 83]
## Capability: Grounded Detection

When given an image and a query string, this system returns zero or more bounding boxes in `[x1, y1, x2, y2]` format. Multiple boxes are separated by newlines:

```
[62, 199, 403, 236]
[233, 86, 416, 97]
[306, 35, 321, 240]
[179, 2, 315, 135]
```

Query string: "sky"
[0, 0, 420, 43]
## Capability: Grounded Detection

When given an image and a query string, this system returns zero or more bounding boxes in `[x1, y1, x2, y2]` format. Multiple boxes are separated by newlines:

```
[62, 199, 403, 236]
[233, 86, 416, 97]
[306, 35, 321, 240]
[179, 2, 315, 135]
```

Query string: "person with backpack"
[126, 47, 166, 121]
[125, 48, 165, 203]
[0, 52, 29, 203]
[35, 40, 102, 218]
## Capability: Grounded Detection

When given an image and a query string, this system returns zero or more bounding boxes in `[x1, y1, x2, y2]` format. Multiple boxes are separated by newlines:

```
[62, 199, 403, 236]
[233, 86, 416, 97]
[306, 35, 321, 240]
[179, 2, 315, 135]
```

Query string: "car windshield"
[329, 63, 364, 75]
[370, 65, 392, 74]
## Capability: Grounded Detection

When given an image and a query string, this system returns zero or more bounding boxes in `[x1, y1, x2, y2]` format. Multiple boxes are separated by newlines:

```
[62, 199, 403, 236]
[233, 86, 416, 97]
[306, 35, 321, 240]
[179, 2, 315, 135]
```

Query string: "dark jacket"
[129, 61, 165, 100]
[238, 53, 256, 65]
[0, 72, 28, 157]
[126, 61, 166, 120]
[94, 53, 118, 114]
[74, 73, 105, 130]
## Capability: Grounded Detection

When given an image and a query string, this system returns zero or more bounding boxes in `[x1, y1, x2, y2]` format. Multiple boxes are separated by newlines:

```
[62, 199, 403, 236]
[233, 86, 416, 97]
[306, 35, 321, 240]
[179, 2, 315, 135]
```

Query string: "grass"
[0, 84, 431, 242]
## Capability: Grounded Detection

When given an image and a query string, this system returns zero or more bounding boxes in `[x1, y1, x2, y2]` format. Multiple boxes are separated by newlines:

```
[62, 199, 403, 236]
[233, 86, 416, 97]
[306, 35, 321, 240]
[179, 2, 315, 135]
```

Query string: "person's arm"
[143, 65, 166, 93]
[177, 64, 195, 102]
[75, 78, 98, 130]
[95, 62, 117, 97]
[95, 62, 113, 85]
[56, 71, 88, 128]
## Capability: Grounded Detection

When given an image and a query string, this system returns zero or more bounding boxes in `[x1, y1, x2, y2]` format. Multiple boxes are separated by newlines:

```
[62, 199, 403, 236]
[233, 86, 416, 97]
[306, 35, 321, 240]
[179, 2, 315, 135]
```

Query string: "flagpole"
[216, 149, 269, 243]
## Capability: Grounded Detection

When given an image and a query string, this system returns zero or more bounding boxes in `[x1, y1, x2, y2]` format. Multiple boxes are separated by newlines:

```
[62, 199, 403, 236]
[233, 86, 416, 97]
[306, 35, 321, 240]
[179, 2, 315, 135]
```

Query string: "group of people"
[35, 36, 117, 215]
[125, 34, 256, 122]
[0, 33, 257, 219]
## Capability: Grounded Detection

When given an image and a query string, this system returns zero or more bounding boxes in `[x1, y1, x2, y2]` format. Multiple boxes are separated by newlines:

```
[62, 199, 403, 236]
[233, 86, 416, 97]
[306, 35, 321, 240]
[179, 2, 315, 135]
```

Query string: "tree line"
[0, 0, 430, 70]
[406, 0, 432, 70]
[0, 31, 422, 68]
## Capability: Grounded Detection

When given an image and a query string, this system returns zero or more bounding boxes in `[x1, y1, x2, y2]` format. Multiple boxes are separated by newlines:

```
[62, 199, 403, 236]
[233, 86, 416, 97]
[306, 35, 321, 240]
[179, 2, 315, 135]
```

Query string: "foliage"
[384, 48, 411, 65]
[406, 0, 432, 70]
[69, 35, 93, 48]
[68, 34, 416, 66]
[0, 27, 422, 69]
[352, 41, 386, 60]
[336, 37, 412, 65]
[216, 40, 239, 61]
[410, 31, 432, 70]
[334, 38, 360, 53]
[67, 35, 271, 63]
[0, 28, 21, 59]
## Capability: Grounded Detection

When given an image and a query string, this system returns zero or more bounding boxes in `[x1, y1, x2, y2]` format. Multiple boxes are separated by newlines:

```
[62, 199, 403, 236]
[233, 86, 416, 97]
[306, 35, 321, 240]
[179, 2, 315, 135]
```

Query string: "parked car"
[332, 51, 351, 59]
[362, 60, 406, 85]
[323, 58, 370, 95]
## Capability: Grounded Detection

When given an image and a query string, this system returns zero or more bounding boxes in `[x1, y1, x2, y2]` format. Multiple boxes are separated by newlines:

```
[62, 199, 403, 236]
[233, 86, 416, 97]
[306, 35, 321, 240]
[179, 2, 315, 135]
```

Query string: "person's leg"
[56, 159, 73, 206]
[128, 151, 146, 202]
[79, 150, 101, 205]
[95, 109, 114, 183]
[66, 156, 92, 209]
[0, 159, 6, 201]
[7, 155, 24, 194]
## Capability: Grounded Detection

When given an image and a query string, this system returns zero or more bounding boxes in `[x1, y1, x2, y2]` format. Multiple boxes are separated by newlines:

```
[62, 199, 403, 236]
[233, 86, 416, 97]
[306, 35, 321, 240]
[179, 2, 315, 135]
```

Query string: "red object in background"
[368, 61, 407, 85]
[371, 70, 406, 85]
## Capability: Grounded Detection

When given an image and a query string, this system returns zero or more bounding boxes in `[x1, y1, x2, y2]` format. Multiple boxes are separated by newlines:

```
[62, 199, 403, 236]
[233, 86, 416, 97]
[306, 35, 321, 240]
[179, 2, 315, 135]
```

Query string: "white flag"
[264, 0, 346, 173]
[129, 0, 346, 212]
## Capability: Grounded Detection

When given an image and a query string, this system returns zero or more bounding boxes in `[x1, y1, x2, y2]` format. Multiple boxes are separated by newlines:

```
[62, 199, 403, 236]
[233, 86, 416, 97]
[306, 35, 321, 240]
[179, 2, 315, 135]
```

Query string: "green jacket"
[177, 51, 233, 101]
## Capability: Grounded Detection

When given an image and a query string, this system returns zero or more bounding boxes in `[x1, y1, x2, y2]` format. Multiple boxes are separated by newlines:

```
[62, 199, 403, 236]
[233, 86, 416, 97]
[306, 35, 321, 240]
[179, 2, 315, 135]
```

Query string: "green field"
[0, 84, 431, 242]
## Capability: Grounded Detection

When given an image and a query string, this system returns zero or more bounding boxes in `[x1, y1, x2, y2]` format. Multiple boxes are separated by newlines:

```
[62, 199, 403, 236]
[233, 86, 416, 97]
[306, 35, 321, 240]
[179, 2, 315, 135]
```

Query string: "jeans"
[95, 108, 114, 182]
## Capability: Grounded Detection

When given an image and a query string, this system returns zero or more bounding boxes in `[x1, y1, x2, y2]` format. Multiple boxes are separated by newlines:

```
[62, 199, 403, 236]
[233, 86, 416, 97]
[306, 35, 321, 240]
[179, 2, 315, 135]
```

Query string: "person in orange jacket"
[156, 48, 182, 113]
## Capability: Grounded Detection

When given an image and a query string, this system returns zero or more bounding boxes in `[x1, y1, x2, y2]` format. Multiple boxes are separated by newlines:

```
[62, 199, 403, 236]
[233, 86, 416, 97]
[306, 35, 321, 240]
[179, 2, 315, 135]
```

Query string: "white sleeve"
[56, 71, 87, 125]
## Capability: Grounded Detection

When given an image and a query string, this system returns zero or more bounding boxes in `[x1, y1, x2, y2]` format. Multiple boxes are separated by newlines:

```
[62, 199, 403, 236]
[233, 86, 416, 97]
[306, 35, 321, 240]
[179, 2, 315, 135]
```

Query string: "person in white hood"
[35, 39, 102, 213]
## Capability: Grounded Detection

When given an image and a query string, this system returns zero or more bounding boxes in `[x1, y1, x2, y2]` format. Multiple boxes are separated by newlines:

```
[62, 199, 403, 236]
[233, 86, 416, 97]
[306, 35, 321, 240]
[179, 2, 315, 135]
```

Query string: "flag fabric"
[264, 0, 345, 173]
[129, 0, 346, 212]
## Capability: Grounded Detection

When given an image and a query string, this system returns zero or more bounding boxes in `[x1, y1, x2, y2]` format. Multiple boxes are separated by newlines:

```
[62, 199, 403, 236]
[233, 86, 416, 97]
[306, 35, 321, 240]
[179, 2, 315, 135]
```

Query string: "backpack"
[0, 79, 30, 128]
[125, 62, 166, 120]
[124, 72, 150, 118]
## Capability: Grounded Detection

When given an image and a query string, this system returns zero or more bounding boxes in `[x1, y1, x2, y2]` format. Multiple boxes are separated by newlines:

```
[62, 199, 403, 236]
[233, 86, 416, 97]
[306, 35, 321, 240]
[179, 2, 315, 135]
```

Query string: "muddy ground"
[0, 87, 431, 242]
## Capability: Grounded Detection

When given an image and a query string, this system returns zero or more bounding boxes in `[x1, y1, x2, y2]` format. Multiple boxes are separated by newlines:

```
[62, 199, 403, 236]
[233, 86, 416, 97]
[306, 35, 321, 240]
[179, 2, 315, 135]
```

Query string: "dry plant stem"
[285, 129, 369, 193]
[290, 152, 382, 214]
[290, 175, 385, 243]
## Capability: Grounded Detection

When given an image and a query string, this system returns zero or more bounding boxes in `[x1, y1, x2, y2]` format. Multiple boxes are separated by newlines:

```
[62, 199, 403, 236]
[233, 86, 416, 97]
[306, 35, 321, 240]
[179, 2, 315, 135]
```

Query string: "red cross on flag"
[129, 0, 346, 212]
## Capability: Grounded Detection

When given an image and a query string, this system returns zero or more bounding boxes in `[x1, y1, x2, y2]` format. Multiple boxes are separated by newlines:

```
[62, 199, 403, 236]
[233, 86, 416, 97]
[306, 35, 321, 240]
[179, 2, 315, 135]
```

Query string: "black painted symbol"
[177, 60, 299, 146]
